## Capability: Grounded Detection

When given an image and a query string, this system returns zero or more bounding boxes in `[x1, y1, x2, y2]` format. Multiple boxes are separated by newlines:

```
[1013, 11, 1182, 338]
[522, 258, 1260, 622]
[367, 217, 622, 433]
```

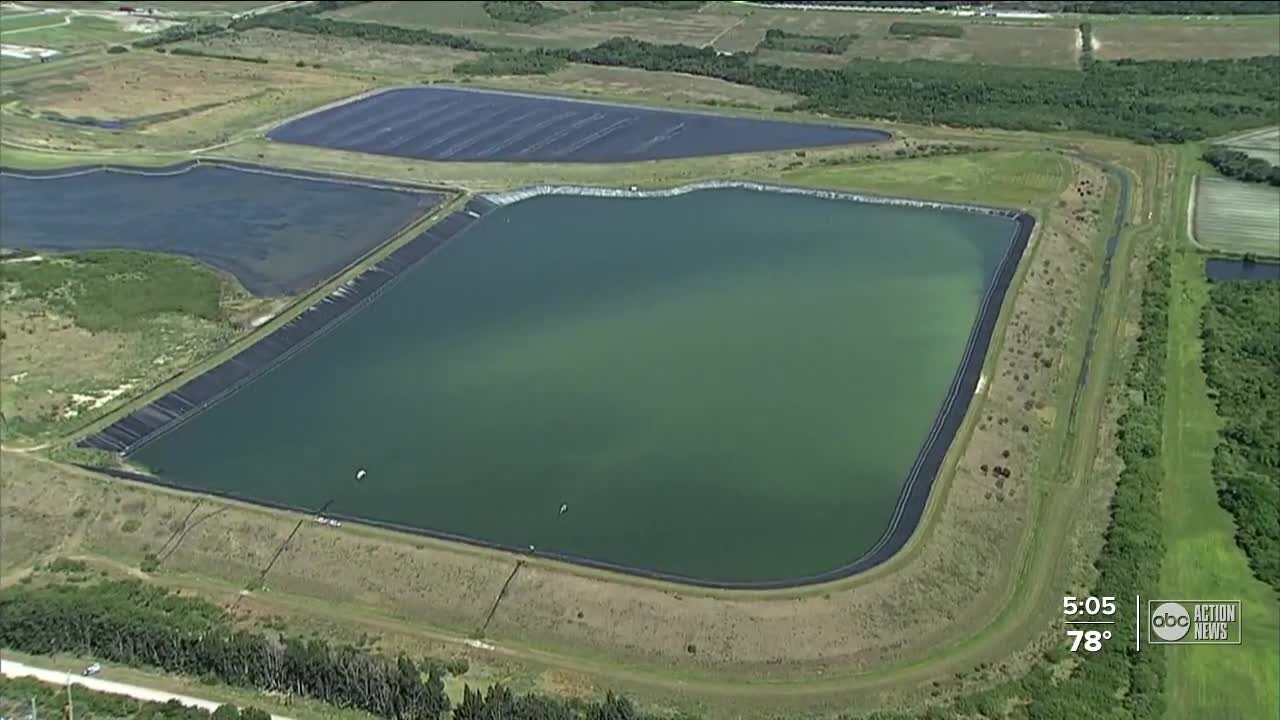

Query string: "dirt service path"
[0, 658, 294, 719]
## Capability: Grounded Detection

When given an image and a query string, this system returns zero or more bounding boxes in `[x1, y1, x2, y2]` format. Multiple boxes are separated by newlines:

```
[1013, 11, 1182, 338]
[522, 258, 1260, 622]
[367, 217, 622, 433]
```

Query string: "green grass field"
[1, 15, 137, 52]
[781, 150, 1070, 209]
[0, 11, 66, 33]
[1161, 248, 1280, 720]
[1192, 176, 1280, 257]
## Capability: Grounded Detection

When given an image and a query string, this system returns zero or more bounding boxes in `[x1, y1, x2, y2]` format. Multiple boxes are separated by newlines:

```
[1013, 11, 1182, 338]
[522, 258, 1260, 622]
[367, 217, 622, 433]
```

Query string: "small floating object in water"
[559, 503, 569, 515]
[355, 468, 367, 481]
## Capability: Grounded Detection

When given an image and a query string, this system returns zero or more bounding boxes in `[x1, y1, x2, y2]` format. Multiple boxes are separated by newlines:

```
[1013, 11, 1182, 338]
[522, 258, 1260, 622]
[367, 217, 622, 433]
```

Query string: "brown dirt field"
[185, 30, 796, 110]
[480, 64, 796, 110]
[332, 1, 743, 50]
[1094, 21, 1280, 60]
[182, 28, 484, 78]
[0, 154, 1110, 687]
[710, 9, 1078, 67]
[1090, 21, 1280, 60]
[1, 52, 370, 150]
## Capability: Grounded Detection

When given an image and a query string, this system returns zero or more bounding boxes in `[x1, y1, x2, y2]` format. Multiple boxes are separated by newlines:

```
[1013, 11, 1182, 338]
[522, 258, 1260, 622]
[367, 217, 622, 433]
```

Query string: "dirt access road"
[0, 658, 293, 719]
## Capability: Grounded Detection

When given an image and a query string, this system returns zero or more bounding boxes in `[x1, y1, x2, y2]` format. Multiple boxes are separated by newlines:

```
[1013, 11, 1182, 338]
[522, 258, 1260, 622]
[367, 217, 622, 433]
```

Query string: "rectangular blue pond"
[0, 163, 445, 296]
[266, 86, 890, 164]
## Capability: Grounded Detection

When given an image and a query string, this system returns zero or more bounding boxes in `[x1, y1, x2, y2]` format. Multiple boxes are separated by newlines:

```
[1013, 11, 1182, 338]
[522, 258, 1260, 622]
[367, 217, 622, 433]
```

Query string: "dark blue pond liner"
[267, 86, 891, 164]
[0, 160, 447, 296]
[1206, 257, 1280, 281]
[79, 197, 494, 455]
[78, 191, 1034, 590]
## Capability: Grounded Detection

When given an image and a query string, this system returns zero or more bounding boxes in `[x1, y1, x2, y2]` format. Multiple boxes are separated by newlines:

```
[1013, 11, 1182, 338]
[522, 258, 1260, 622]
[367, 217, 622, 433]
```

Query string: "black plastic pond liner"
[79, 200, 492, 456]
[267, 85, 892, 164]
[78, 204, 1035, 590]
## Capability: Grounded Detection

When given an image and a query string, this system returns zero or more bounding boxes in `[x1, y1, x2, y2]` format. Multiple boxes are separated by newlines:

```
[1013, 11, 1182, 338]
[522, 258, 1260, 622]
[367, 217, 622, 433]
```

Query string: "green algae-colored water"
[134, 189, 1018, 584]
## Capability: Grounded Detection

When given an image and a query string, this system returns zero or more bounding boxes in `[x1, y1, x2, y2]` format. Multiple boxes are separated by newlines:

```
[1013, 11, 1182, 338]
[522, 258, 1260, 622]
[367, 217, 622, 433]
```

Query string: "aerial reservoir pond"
[134, 188, 1022, 585]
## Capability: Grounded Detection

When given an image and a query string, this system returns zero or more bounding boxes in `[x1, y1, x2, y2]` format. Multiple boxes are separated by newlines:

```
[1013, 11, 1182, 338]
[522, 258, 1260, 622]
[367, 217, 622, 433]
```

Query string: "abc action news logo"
[1148, 600, 1243, 644]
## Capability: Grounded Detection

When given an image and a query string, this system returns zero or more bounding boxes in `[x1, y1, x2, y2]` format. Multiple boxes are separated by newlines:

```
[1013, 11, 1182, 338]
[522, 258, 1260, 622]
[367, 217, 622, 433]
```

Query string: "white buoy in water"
[559, 503, 568, 515]
[355, 468, 367, 481]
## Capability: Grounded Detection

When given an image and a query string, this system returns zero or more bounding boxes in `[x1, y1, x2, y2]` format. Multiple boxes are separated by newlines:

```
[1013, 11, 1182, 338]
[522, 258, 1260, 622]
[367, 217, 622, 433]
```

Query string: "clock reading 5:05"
[1063, 596, 1116, 616]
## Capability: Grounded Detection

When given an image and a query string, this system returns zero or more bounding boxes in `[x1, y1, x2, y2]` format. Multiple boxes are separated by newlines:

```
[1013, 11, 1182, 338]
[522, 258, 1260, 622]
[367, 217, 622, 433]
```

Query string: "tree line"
[1202, 147, 1280, 185]
[0, 580, 680, 720]
[1201, 280, 1280, 591]
[233, 4, 1278, 145]
[483, 1, 568, 25]
[887, 22, 965, 38]
[563, 37, 1278, 144]
[0, 580, 449, 719]
[759, 28, 855, 55]
[455, 49, 568, 76]
[231, 9, 491, 50]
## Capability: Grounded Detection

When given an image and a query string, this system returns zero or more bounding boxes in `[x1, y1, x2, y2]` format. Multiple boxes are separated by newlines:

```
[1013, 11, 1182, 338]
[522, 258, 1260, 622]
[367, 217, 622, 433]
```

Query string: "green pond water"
[135, 189, 1017, 584]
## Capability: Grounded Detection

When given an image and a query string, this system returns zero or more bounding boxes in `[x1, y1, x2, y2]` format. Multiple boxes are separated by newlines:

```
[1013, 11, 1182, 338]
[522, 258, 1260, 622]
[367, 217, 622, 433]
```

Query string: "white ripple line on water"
[483, 180, 1018, 218]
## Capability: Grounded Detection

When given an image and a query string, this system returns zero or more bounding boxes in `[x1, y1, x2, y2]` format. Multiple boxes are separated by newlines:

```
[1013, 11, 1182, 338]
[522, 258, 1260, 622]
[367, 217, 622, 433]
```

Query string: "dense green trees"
[590, 1, 705, 10]
[230, 4, 1277, 144]
[170, 47, 269, 63]
[887, 22, 965, 38]
[483, 1, 568, 24]
[0, 581, 449, 719]
[565, 37, 1277, 143]
[0, 580, 674, 720]
[455, 49, 568, 75]
[231, 11, 491, 50]
[1078, 22, 1094, 66]
[1201, 280, 1280, 591]
[759, 29, 855, 55]
[1203, 147, 1280, 186]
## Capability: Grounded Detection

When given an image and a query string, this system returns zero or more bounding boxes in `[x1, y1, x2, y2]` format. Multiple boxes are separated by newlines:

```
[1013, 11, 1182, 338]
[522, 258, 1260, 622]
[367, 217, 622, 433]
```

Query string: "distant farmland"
[1193, 175, 1280, 257]
[1218, 126, 1280, 166]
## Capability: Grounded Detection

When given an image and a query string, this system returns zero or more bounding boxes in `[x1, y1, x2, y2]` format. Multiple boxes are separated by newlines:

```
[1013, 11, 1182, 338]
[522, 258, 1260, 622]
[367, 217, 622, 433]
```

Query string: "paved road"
[0, 658, 293, 719]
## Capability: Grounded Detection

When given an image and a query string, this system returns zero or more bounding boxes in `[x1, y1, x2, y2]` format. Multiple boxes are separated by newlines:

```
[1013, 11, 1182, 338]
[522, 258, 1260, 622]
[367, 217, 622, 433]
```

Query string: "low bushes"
[759, 28, 855, 55]
[454, 49, 567, 75]
[170, 47, 269, 63]
[888, 22, 965, 38]
[1203, 146, 1280, 185]
[482, 1, 567, 25]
